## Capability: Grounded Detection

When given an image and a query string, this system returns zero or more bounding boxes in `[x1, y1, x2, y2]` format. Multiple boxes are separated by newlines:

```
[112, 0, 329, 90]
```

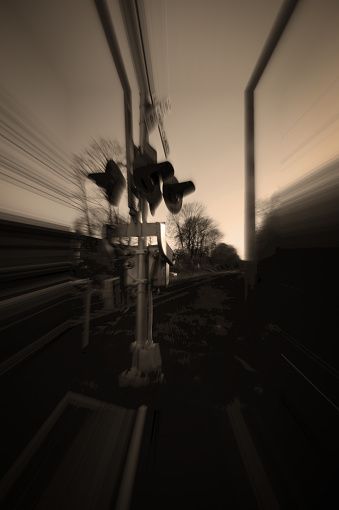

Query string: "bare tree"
[167, 201, 223, 260]
[70, 138, 127, 236]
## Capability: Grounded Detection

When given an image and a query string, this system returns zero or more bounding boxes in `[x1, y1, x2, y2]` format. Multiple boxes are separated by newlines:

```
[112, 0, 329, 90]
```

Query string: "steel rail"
[280, 329, 339, 380]
[281, 354, 339, 412]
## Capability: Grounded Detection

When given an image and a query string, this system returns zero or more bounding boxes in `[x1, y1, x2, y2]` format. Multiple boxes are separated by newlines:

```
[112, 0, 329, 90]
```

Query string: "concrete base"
[118, 342, 165, 388]
[118, 367, 164, 388]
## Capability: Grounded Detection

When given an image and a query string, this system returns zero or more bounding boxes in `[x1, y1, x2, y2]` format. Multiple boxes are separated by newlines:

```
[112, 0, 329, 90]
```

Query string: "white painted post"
[82, 281, 92, 351]
[102, 278, 114, 311]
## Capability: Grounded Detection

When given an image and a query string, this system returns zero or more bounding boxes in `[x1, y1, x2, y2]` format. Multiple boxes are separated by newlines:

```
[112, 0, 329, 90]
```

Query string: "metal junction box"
[148, 245, 169, 287]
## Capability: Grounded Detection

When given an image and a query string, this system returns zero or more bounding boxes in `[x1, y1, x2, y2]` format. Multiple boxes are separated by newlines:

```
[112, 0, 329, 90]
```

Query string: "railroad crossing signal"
[89, 149, 194, 389]
[87, 160, 126, 206]
[133, 161, 174, 215]
[133, 145, 195, 215]
[163, 176, 195, 214]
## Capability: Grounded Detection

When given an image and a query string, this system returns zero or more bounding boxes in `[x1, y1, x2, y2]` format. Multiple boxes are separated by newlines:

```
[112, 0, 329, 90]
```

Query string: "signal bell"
[133, 162, 174, 215]
[88, 160, 126, 206]
[163, 176, 195, 214]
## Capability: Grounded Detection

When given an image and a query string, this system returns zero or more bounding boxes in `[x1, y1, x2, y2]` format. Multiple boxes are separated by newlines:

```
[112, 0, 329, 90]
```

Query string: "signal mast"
[92, 0, 195, 386]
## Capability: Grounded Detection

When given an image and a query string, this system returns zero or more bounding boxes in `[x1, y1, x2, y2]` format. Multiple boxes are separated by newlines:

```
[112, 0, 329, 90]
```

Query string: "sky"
[139, 0, 285, 258]
[1, 0, 338, 259]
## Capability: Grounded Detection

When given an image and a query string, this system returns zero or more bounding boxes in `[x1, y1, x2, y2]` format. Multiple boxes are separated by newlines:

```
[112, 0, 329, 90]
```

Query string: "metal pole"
[96, 0, 164, 384]
[244, 90, 255, 263]
[135, 233, 147, 347]
[124, 91, 137, 218]
[134, 94, 149, 353]
[94, 0, 137, 218]
[147, 281, 153, 343]
[118, 0, 164, 384]
[244, 0, 300, 290]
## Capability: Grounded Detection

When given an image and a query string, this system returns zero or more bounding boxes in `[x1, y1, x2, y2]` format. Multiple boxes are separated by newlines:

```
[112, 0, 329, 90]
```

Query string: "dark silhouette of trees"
[211, 243, 241, 268]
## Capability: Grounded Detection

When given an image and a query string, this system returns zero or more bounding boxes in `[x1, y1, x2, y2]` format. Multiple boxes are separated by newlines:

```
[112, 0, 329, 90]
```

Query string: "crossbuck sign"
[144, 98, 171, 133]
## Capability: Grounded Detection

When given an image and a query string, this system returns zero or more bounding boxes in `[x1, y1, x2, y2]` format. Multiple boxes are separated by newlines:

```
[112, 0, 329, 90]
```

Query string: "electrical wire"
[0, 94, 90, 212]
[163, 0, 170, 98]
[0, 100, 75, 180]
[135, 0, 169, 157]
[0, 155, 81, 205]
[0, 117, 75, 185]
[0, 171, 83, 210]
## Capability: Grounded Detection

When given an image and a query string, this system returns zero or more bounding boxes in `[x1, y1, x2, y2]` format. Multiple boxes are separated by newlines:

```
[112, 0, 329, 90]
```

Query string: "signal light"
[163, 176, 195, 214]
[133, 162, 174, 215]
[133, 144, 195, 215]
[88, 160, 126, 206]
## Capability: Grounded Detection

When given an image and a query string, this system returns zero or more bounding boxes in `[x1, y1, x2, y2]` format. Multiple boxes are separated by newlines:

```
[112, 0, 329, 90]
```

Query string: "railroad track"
[155, 269, 241, 302]
[276, 327, 339, 468]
